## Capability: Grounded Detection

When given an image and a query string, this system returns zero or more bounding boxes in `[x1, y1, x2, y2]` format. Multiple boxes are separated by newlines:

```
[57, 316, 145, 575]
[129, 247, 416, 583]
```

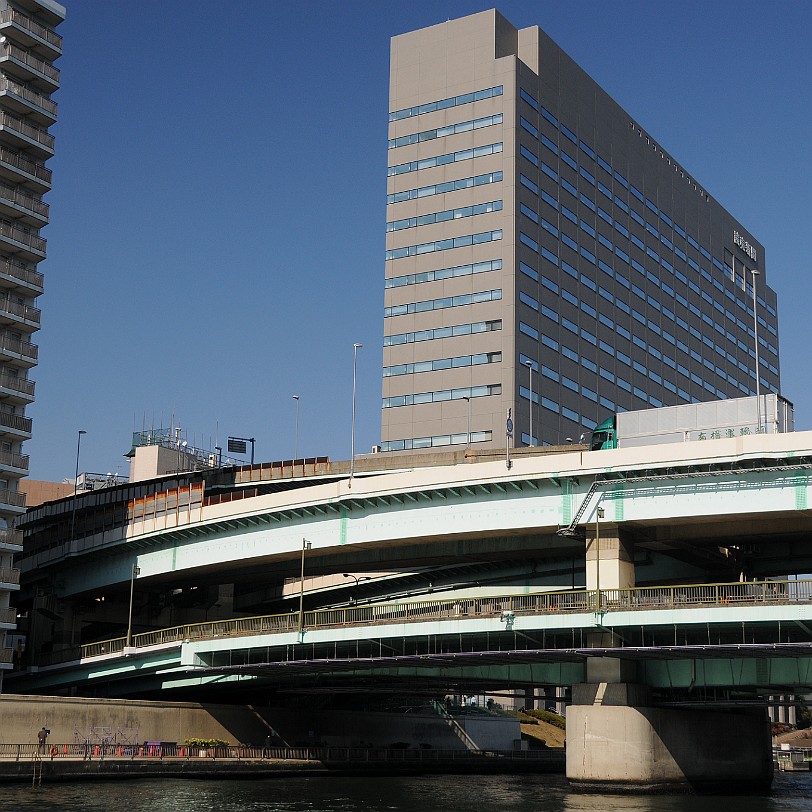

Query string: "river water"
[5, 773, 812, 812]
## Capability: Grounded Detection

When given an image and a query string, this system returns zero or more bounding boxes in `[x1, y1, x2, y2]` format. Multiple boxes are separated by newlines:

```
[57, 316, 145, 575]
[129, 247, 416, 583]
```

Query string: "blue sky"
[26, 0, 812, 480]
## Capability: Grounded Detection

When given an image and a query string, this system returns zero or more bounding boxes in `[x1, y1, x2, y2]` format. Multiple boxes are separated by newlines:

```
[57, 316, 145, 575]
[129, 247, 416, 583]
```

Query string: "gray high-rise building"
[381, 10, 780, 453]
[0, 0, 64, 690]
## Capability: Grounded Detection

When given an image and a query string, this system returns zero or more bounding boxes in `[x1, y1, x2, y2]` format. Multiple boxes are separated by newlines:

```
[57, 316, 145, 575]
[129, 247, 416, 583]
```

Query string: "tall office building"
[381, 10, 780, 453]
[0, 0, 64, 690]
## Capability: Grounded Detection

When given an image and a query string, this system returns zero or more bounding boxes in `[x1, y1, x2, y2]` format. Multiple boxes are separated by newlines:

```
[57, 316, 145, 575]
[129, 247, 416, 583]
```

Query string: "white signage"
[733, 231, 757, 263]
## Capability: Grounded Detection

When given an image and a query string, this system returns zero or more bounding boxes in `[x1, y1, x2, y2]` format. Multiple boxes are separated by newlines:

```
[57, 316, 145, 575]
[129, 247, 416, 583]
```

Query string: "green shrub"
[184, 738, 230, 749]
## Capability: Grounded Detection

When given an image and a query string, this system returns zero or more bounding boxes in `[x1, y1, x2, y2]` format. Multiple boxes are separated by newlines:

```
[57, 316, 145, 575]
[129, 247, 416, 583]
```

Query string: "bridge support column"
[585, 524, 634, 594]
[566, 658, 773, 793]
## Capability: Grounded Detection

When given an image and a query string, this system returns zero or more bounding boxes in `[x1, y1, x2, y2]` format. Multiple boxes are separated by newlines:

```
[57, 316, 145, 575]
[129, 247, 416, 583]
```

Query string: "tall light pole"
[350, 343, 362, 485]
[595, 506, 604, 613]
[524, 360, 535, 447]
[297, 538, 312, 641]
[69, 430, 86, 548]
[463, 396, 471, 449]
[751, 269, 762, 434]
[292, 395, 300, 460]
[125, 563, 140, 648]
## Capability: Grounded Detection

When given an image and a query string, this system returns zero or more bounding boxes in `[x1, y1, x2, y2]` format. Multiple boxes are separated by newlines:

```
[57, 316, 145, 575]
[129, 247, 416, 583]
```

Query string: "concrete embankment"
[2, 751, 565, 784]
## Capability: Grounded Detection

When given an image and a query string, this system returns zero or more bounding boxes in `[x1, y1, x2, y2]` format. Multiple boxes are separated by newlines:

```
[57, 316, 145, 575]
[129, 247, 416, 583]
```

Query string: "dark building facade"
[381, 10, 779, 452]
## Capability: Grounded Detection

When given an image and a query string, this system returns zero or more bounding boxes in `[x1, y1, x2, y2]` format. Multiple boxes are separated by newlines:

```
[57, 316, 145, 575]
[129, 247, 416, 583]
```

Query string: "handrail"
[2, 41, 59, 83]
[0, 743, 564, 762]
[0, 75, 56, 115]
[68, 578, 812, 664]
[0, 566, 20, 584]
[0, 219, 44, 253]
[0, 143, 51, 185]
[0, 109, 53, 149]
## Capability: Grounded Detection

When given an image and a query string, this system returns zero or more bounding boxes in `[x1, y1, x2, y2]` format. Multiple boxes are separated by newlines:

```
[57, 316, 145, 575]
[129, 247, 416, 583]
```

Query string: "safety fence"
[0, 743, 564, 764]
[47, 578, 812, 665]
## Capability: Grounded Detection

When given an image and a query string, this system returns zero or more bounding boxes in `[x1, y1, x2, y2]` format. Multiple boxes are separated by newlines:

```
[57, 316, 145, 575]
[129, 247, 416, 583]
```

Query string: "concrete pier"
[566, 658, 773, 792]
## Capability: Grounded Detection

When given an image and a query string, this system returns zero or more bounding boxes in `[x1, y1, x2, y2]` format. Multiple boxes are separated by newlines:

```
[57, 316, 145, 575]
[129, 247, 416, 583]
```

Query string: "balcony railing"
[0, 180, 47, 218]
[0, 257, 43, 290]
[0, 647, 12, 663]
[0, 296, 40, 324]
[0, 219, 45, 254]
[0, 448, 28, 470]
[0, 110, 53, 150]
[0, 8, 62, 51]
[0, 332, 37, 360]
[0, 411, 32, 435]
[0, 76, 56, 116]
[0, 144, 50, 185]
[0, 527, 22, 547]
[0, 606, 15, 624]
[2, 42, 59, 83]
[0, 371, 34, 397]
[0, 566, 20, 585]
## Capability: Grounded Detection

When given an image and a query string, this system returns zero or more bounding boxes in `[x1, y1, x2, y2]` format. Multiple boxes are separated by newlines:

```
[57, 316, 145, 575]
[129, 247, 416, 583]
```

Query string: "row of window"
[527, 266, 770, 385]
[518, 85, 778, 320]
[385, 229, 502, 261]
[384, 319, 501, 346]
[387, 171, 503, 205]
[389, 85, 503, 122]
[388, 114, 503, 150]
[518, 384, 599, 432]
[383, 351, 501, 377]
[385, 258, 501, 290]
[388, 142, 502, 178]
[384, 288, 501, 318]
[518, 215, 780, 380]
[382, 383, 501, 409]
[381, 430, 492, 453]
[386, 200, 502, 232]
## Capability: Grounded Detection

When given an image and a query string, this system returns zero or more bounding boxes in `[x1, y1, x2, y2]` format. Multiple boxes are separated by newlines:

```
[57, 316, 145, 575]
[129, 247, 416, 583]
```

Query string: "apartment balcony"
[0, 566, 20, 587]
[0, 647, 12, 667]
[0, 410, 31, 440]
[0, 606, 15, 625]
[0, 110, 54, 158]
[0, 486, 25, 512]
[0, 7, 62, 59]
[0, 448, 28, 474]
[0, 179, 47, 224]
[0, 219, 45, 260]
[0, 256, 43, 294]
[0, 370, 34, 403]
[0, 76, 56, 125]
[0, 41, 59, 89]
[0, 295, 40, 330]
[0, 332, 37, 367]
[0, 527, 22, 551]
[0, 143, 50, 190]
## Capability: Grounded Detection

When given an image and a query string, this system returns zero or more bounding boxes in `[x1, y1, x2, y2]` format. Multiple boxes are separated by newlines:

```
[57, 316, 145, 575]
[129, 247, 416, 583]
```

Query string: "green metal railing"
[41, 579, 812, 667]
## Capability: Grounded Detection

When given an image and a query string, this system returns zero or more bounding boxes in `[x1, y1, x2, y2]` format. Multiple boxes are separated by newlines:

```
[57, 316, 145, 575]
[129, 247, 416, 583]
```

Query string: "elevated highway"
[12, 432, 812, 790]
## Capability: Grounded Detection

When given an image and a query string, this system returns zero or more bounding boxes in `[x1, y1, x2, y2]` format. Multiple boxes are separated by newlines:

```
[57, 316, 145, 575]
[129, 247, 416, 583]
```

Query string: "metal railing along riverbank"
[0, 743, 564, 765]
[44, 578, 812, 666]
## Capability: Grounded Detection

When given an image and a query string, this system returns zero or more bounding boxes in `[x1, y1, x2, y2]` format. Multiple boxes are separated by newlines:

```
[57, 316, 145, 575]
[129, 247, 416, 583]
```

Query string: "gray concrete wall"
[566, 704, 772, 791]
[259, 707, 520, 750]
[0, 694, 271, 746]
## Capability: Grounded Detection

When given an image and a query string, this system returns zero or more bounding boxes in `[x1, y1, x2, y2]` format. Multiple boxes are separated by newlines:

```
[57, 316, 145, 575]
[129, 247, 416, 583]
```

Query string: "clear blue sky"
[27, 0, 812, 481]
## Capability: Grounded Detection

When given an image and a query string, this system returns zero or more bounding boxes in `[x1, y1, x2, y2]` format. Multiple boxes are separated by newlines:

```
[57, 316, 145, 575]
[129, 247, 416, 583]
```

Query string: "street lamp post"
[350, 343, 363, 485]
[595, 506, 604, 613]
[292, 395, 300, 460]
[463, 396, 471, 449]
[297, 538, 312, 641]
[125, 563, 140, 648]
[751, 269, 762, 434]
[69, 430, 86, 548]
[524, 360, 535, 447]
[342, 573, 371, 604]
